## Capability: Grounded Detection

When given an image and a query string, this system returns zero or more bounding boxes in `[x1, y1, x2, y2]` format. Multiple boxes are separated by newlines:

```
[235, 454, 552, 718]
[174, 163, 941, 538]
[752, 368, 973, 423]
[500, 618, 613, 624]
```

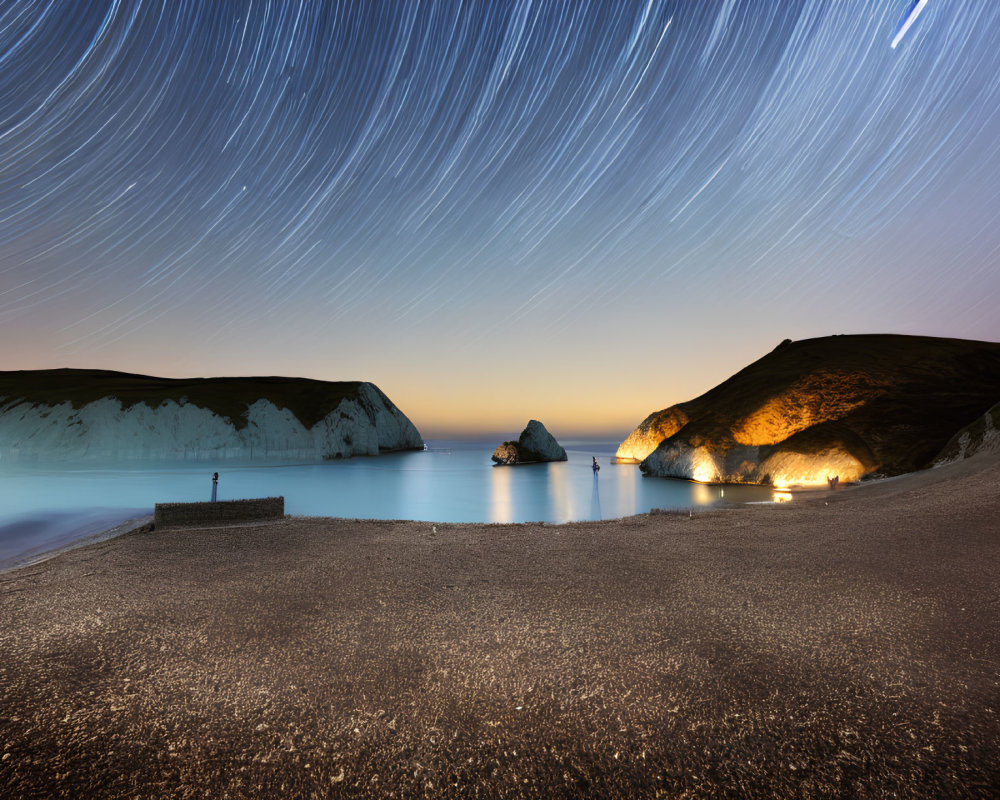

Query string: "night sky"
[2, 1, 999, 436]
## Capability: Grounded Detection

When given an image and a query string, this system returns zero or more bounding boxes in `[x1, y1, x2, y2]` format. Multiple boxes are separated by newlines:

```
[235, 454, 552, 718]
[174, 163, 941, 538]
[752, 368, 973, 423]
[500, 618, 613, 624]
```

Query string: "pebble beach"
[1, 452, 998, 798]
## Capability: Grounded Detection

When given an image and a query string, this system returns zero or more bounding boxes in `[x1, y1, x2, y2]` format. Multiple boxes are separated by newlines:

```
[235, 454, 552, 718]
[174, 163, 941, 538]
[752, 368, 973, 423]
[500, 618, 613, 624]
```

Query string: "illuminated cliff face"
[639, 440, 719, 482]
[640, 440, 866, 487]
[619, 372, 884, 470]
[621, 335, 1000, 485]
[731, 372, 886, 446]
[614, 406, 688, 463]
[689, 447, 722, 483]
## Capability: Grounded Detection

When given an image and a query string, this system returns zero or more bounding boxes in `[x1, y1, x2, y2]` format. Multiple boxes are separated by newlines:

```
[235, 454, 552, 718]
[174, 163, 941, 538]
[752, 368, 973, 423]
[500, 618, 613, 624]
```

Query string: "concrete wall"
[154, 497, 284, 529]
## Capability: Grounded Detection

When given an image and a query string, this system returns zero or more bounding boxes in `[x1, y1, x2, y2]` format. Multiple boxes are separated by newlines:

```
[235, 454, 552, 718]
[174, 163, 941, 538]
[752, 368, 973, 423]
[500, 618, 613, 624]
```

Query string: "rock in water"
[491, 442, 520, 465]
[492, 420, 567, 465]
[615, 334, 1000, 487]
[0, 369, 423, 462]
[518, 419, 568, 462]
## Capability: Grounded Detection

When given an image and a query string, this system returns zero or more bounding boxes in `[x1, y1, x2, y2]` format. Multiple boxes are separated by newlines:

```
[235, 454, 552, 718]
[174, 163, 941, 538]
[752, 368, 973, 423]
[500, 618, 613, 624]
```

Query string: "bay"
[0, 439, 776, 568]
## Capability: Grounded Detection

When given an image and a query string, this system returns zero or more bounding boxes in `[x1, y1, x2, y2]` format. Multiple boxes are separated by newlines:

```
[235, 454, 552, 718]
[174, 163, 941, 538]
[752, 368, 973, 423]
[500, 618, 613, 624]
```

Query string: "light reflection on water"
[0, 440, 776, 567]
[489, 460, 512, 523]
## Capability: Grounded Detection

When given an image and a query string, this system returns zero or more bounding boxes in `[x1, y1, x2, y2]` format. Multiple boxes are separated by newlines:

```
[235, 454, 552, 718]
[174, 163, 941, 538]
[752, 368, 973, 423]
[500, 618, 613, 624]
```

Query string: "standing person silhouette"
[211, 472, 219, 502]
[592, 457, 600, 474]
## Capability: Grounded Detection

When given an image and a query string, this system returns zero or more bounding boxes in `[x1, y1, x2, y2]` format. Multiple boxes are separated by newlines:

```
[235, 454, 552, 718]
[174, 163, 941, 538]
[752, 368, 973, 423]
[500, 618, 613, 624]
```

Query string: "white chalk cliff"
[0, 373, 422, 462]
[934, 401, 1000, 464]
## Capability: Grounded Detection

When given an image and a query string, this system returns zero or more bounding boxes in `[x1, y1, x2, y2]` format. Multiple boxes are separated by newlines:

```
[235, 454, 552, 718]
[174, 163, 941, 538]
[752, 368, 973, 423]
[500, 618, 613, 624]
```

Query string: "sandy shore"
[1, 453, 998, 798]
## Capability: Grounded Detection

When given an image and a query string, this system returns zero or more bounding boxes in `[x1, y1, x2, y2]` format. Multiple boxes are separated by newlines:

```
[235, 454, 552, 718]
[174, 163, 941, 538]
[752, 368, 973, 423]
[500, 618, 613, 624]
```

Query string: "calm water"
[0, 440, 776, 568]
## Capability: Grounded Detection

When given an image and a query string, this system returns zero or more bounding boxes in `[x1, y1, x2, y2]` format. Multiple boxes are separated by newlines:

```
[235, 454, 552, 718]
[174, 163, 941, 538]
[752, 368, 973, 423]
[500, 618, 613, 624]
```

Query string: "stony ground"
[1, 453, 998, 799]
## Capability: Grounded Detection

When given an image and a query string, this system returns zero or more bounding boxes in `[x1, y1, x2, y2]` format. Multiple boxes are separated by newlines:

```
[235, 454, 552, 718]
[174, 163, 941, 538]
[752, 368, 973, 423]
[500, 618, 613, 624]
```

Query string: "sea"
[0, 439, 778, 570]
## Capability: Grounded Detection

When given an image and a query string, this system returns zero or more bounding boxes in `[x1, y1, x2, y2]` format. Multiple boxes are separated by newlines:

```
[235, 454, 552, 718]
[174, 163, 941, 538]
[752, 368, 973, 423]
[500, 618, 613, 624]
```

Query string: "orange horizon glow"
[4, 342, 735, 443]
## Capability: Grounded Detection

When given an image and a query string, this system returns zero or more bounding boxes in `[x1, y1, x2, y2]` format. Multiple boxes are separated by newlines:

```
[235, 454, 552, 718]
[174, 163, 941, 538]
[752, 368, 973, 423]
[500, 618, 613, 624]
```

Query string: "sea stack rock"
[615, 334, 1000, 487]
[0, 369, 423, 462]
[491, 420, 567, 465]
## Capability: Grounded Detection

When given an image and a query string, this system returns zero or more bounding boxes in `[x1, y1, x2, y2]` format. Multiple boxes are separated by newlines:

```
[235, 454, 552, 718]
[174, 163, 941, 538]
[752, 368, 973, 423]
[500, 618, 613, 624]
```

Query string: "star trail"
[2, 1, 999, 435]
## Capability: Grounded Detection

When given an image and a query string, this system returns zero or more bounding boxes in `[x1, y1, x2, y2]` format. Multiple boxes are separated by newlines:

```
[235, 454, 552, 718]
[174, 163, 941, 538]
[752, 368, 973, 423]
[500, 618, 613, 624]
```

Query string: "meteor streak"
[891, 0, 928, 48]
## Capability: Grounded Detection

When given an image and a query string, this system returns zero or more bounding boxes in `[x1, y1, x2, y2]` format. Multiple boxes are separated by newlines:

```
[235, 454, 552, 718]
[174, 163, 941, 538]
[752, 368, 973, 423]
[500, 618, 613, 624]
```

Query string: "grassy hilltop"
[0, 369, 371, 431]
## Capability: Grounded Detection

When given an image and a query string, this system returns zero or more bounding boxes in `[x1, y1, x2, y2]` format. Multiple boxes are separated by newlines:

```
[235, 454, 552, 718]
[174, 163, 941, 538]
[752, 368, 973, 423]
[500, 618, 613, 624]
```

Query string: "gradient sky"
[2, 1, 999, 438]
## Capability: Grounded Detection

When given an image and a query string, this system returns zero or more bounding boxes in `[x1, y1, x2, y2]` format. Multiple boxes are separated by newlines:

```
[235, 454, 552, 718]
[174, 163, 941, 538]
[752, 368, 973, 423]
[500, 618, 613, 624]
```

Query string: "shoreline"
[0, 455, 969, 574]
[0, 448, 984, 575]
[2, 514, 154, 570]
[1, 451, 998, 797]
[0, 511, 153, 575]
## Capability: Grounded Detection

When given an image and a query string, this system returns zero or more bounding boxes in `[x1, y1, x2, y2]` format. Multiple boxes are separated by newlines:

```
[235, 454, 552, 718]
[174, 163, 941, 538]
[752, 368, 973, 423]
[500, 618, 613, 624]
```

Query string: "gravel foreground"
[1, 454, 998, 799]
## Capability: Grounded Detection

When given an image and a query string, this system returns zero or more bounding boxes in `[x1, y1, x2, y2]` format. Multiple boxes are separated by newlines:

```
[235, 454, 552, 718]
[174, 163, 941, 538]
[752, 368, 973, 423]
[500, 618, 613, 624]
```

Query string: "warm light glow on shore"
[690, 449, 719, 483]
[691, 464, 716, 483]
[770, 470, 852, 489]
[762, 449, 865, 488]
[772, 473, 823, 489]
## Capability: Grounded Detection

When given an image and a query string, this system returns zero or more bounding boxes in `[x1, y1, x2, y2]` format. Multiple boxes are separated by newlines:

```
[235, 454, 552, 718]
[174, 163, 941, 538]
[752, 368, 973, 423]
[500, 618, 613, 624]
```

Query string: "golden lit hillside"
[617, 335, 1000, 486]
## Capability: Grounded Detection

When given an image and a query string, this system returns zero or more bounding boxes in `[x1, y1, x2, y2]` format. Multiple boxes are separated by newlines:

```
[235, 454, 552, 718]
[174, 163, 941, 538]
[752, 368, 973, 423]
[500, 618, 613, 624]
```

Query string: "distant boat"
[891, 0, 928, 49]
